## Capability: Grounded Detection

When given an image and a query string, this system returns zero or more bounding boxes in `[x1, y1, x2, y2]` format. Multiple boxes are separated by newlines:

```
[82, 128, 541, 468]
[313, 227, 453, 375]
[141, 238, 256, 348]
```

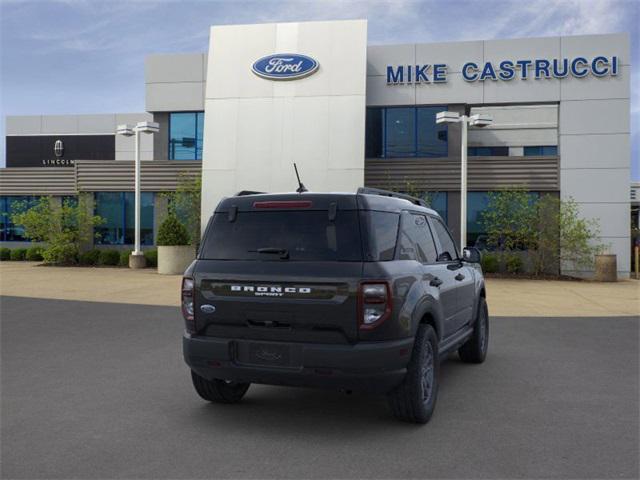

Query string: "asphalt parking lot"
[1, 296, 638, 479]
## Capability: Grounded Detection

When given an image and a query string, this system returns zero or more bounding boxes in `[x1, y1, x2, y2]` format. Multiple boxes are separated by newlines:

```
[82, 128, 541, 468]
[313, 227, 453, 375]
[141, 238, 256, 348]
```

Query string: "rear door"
[428, 216, 474, 336]
[193, 205, 363, 344]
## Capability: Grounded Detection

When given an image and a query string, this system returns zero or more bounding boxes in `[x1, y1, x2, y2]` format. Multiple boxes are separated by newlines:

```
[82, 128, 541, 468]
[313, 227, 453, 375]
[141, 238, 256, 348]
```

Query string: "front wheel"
[387, 324, 439, 424]
[191, 371, 250, 404]
[458, 297, 489, 363]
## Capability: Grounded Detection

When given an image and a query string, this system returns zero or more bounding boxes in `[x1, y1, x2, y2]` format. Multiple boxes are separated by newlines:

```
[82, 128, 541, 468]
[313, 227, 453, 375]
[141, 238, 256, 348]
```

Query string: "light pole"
[116, 121, 159, 268]
[436, 111, 492, 249]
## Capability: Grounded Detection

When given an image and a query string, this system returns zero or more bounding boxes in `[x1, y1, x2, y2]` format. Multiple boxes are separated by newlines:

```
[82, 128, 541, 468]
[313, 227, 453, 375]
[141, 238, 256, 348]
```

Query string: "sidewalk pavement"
[0, 262, 638, 317]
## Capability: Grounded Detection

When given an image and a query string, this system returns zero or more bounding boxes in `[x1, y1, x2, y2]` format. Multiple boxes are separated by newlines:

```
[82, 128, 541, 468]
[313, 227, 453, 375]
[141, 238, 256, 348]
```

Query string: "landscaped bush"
[144, 249, 158, 268]
[79, 249, 101, 266]
[98, 249, 121, 266]
[481, 253, 499, 273]
[157, 214, 190, 246]
[119, 250, 130, 267]
[25, 246, 44, 261]
[10, 248, 27, 261]
[42, 244, 78, 265]
[505, 253, 524, 274]
[1, 248, 12, 261]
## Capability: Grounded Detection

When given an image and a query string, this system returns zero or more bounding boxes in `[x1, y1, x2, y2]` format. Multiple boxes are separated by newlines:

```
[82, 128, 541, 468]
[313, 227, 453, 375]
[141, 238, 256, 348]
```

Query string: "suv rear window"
[200, 211, 362, 261]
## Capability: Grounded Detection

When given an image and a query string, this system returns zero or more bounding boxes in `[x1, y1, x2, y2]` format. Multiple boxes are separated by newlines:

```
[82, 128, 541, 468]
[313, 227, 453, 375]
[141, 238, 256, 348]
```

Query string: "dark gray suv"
[182, 188, 488, 423]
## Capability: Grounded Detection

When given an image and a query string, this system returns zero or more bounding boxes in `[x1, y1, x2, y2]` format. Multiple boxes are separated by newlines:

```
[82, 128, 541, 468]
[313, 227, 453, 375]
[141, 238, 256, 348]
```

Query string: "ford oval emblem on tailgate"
[200, 304, 216, 314]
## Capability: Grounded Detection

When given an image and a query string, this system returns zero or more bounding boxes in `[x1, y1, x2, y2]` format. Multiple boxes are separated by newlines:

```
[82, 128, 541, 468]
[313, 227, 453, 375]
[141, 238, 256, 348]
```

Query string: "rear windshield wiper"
[249, 247, 290, 260]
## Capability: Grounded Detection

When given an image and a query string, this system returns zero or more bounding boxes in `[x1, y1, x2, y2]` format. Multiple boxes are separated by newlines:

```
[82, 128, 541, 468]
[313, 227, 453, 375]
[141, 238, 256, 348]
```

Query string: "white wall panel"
[560, 168, 629, 203]
[6, 116, 42, 134]
[415, 73, 483, 104]
[146, 82, 205, 112]
[201, 20, 367, 226]
[560, 99, 629, 135]
[366, 44, 415, 77]
[560, 134, 629, 169]
[560, 65, 630, 101]
[560, 33, 630, 65]
[415, 41, 483, 73]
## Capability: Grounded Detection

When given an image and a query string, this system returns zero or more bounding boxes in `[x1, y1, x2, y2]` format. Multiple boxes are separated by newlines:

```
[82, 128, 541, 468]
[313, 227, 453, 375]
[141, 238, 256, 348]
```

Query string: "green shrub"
[505, 253, 524, 274]
[10, 248, 27, 261]
[42, 244, 78, 265]
[144, 249, 158, 268]
[99, 249, 120, 266]
[119, 250, 130, 267]
[481, 253, 499, 273]
[0, 248, 10, 261]
[157, 214, 190, 246]
[79, 249, 101, 266]
[25, 246, 44, 261]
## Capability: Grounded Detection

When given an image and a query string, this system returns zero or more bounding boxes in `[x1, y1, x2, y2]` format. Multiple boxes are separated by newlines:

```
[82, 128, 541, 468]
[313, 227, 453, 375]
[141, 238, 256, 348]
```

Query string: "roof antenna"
[293, 163, 308, 193]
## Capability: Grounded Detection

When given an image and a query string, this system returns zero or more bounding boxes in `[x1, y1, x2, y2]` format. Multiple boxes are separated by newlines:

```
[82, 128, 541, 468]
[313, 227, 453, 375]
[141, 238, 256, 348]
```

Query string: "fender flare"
[411, 296, 445, 341]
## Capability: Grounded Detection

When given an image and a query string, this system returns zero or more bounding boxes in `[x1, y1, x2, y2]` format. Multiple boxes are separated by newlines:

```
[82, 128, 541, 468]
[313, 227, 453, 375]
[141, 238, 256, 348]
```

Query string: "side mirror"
[462, 247, 481, 263]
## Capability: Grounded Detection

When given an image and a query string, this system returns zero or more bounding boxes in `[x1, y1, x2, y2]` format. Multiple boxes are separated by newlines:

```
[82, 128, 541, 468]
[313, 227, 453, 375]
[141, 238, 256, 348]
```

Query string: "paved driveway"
[1, 296, 638, 479]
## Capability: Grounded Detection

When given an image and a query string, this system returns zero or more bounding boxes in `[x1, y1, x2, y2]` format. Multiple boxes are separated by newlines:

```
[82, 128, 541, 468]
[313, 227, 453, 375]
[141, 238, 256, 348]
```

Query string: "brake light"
[358, 282, 392, 330]
[181, 277, 195, 333]
[253, 200, 312, 209]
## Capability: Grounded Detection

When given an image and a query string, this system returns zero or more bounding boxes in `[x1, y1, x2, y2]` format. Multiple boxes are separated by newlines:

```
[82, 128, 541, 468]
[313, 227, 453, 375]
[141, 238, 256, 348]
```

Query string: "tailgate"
[193, 260, 362, 344]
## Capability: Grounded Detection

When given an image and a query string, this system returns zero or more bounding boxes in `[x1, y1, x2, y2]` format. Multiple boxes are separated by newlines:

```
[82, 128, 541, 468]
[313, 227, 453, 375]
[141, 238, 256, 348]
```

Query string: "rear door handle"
[429, 277, 443, 287]
[455, 273, 465, 281]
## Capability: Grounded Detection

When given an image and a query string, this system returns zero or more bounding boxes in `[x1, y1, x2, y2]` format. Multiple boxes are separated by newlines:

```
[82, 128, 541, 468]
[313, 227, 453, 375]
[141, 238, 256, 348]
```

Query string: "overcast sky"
[1, 0, 638, 178]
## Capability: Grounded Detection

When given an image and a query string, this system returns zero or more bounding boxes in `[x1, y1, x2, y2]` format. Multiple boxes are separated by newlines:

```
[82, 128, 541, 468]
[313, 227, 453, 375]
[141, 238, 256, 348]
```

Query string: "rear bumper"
[183, 334, 414, 393]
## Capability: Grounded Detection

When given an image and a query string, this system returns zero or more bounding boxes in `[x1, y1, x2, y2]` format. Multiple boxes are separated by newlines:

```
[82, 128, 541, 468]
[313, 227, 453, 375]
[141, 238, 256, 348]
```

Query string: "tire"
[190, 371, 250, 404]
[458, 297, 489, 364]
[387, 324, 439, 424]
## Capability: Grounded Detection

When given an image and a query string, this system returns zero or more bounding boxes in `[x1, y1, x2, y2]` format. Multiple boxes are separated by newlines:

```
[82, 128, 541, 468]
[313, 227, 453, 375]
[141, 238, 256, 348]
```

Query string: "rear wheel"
[458, 297, 489, 363]
[387, 324, 439, 424]
[191, 371, 250, 404]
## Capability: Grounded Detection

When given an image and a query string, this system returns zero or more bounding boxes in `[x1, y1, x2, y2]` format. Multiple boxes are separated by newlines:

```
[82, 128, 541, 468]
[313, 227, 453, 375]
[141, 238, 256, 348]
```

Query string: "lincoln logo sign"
[386, 55, 620, 84]
[252, 53, 319, 80]
[54, 139, 64, 158]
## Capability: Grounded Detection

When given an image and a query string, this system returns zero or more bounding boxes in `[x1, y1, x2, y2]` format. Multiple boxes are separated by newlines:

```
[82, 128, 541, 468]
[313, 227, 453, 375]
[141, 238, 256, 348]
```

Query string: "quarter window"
[398, 213, 438, 263]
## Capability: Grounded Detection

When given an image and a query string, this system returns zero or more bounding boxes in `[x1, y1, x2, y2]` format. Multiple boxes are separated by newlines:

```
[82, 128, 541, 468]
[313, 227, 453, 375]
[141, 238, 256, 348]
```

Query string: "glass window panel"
[523, 146, 542, 156]
[541, 145, 558, 156]
[124, 192, 154, 245]
[95, 192, 124, 245]
[426, 192, 448, 222]
[196, 112, 205, 160]
[362, 211, 399, 261]
[417, 107, 448, 157]
[365, 108, 383, 158]
[169, 113, 197, 160]
[385, 108, 415, 157]
[467, 192, 490, 248]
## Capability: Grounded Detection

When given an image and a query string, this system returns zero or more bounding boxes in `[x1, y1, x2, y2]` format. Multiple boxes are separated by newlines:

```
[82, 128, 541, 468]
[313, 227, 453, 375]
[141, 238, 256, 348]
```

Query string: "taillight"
[358, 282, 392, 330]
[181, 277, 195, 333]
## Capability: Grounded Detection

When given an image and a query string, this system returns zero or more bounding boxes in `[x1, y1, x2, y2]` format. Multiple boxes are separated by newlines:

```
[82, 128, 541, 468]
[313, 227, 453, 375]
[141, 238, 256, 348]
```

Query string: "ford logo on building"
[252, 53, 319, 80]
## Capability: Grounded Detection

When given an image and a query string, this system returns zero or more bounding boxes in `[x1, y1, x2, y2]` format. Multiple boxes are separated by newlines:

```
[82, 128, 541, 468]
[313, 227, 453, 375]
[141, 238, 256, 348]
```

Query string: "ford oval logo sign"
[252, 53, 319, 81]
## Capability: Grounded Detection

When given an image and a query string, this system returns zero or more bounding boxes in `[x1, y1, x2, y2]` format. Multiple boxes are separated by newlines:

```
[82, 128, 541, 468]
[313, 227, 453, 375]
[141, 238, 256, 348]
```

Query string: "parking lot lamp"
[116, 121, 159, 268]
[436, 111, 492, 249]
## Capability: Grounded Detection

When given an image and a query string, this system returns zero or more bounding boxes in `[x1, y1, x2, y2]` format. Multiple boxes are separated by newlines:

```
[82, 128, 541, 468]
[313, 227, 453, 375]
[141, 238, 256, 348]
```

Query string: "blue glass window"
[169, 112, 204, 160]
[0, 196, 39, 242]
[524, 145, 558, 156]
[427, 192, 448, 222]
[468, 146, 509, 156]
[365, 106, 448, 158]
[95, 192, 154, 245]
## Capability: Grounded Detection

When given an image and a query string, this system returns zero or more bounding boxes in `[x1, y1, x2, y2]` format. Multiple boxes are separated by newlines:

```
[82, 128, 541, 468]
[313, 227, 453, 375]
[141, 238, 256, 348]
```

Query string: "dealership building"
[0, 20, 632, 277]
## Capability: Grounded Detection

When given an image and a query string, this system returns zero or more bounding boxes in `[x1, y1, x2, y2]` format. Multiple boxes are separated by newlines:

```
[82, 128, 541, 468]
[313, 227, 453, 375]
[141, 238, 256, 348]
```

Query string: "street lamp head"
[135, 121, 160, 134]
[116, 124, 135, 137]
[469, 114, 493, 127]
[436, 111, 461, 124]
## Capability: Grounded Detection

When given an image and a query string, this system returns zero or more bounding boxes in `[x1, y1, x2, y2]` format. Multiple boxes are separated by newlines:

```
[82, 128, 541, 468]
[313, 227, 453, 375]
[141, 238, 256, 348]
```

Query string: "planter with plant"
[157, 214, 194, 275]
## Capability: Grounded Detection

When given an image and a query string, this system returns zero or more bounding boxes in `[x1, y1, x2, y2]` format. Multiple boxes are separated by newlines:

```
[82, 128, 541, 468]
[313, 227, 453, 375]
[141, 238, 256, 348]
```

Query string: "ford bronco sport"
[182, 188, 488, 423]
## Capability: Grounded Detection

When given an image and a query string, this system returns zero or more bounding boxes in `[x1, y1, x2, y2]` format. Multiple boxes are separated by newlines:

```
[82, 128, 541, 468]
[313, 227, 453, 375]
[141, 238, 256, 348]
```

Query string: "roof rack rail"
[235, 190, 266, 196]
[356, 187, 428, 208]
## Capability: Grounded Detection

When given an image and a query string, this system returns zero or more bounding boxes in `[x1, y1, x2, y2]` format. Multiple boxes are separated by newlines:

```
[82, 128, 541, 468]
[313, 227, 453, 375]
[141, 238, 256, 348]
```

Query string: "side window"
[431, 217, 458, 262]
[398, 213, 438, 263]
[362, 211, 399, 261]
